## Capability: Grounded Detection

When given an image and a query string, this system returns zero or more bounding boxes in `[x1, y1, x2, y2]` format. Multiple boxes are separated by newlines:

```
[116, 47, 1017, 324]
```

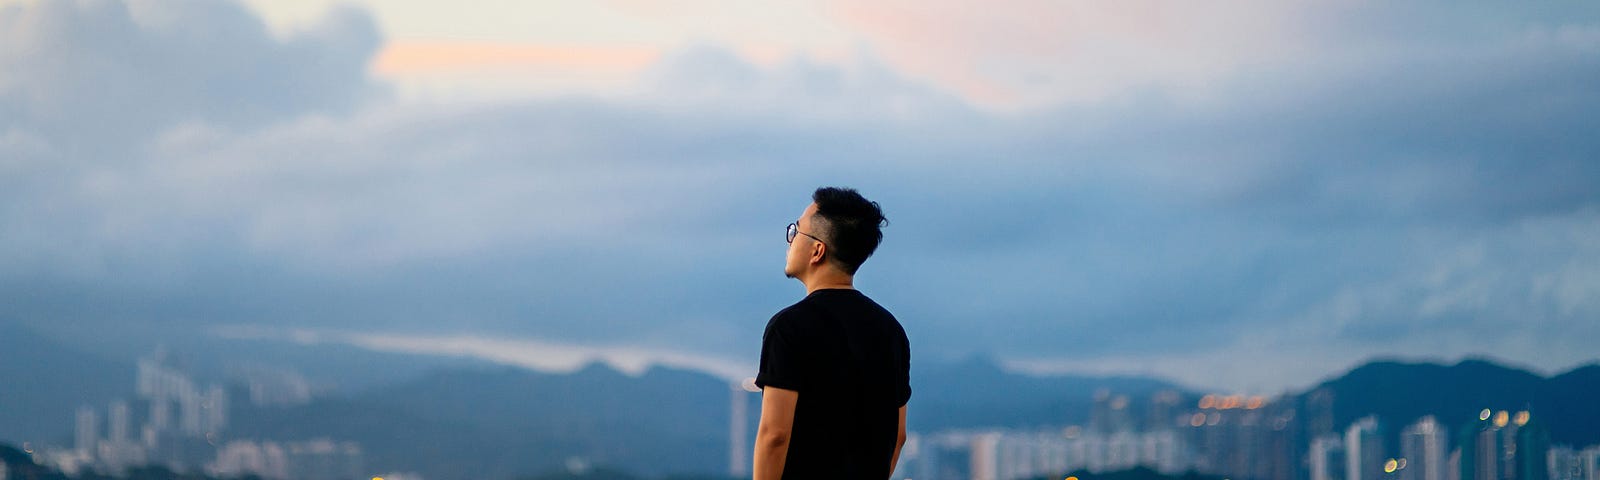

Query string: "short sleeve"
[897, 329, 912, 406]
[754, 310, 805, 392]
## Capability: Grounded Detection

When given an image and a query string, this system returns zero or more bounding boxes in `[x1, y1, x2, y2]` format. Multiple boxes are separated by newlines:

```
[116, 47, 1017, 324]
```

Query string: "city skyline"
[23, 343, 1596, 480]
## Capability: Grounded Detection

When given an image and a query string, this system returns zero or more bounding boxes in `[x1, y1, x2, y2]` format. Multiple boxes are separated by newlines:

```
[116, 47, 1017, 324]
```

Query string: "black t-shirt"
[755, 288, 912, 479]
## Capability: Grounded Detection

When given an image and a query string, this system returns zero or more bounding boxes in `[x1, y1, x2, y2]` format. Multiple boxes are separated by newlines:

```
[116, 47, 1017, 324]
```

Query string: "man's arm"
[888, 404, 907, 477]
[754, 386, 799, 480]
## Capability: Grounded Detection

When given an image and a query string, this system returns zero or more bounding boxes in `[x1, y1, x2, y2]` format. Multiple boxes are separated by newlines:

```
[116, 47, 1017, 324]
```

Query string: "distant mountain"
[1542, 364, 1600, 445]
[1, 442, 257, 480]
[0, 322, 135, 445]
[230, 362, 737, 480]
[1296, 357, 1600, 446]
[230, 355, 1195, 480]
[910, 355, 1195, 431]
[146, 332, 502, 394]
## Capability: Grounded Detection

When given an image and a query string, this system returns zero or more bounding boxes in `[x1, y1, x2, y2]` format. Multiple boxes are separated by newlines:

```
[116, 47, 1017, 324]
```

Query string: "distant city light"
[1479, 408, 1492, 421]
[1514, 411, 1530, 426]
[1384, 458, 1399, 473]
[1493, 410, 1510, 428]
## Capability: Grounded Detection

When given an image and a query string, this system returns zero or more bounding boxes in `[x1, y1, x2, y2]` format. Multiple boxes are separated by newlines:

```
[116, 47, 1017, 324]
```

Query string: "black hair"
[810, 186, 887, 275]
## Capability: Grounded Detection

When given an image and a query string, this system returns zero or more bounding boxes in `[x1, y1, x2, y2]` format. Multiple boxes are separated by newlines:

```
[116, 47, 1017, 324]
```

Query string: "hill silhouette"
[0, 322, 134, 445]
[1296, 356, 1600, 446]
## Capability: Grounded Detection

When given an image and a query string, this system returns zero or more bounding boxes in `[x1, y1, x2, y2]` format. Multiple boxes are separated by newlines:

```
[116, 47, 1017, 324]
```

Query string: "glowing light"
[1494, 411, 1509, 428]
[1207, 412, 1221, 426]
[1199, 395, 1216, 409]
[1191, 413, 1207, 427]
[373, 477, 385, 480]
[1514, 411, 1530, 426]
[1479, 409, 1492, 421]
[1384, 459, 1398, 473]
[1247, 397, 1265, 409]
[1066, 476, 1079, 480]
[1398, 459, 1407, 470]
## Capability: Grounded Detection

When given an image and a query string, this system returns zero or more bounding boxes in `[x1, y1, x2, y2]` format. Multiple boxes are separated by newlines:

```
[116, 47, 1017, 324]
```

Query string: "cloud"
[1, 0, 1598, 392]
[212, 325, 754, 382]
[0, 0, 382, 152]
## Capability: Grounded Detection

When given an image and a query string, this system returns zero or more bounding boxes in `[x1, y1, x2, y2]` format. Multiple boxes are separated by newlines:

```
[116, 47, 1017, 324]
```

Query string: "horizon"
[11, 320, 1595, 399]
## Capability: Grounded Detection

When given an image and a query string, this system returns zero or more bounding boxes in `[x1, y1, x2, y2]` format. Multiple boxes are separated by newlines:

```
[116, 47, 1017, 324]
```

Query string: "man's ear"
[809, 242, 827, 265]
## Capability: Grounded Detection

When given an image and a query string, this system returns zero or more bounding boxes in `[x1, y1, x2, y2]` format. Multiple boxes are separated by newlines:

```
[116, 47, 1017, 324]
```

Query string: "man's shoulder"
[767, 296, 820, 330]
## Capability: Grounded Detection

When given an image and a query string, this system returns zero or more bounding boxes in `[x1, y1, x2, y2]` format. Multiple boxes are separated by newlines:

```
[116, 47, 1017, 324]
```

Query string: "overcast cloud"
[2, 0, 1597, 393]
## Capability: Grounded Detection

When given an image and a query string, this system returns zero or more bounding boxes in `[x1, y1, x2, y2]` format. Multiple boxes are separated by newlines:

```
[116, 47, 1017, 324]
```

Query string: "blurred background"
[1, 1, 1597, 479]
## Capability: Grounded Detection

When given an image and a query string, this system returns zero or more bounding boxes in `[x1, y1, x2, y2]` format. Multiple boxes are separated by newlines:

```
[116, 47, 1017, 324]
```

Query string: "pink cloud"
[825, 0, 1315, 108]
[373, 40, 661, 75]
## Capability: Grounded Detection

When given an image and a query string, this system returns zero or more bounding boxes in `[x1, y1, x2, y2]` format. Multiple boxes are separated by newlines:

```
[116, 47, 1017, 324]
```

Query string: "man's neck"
[803, 270, 855, 294]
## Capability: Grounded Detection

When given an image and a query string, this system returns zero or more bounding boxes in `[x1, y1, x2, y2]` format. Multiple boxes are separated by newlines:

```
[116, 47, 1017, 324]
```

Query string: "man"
[754, 187, 911, 479]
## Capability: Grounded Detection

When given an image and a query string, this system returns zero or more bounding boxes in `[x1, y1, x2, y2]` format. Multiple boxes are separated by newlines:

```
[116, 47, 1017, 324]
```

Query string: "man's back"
[756, 288, 912, 478]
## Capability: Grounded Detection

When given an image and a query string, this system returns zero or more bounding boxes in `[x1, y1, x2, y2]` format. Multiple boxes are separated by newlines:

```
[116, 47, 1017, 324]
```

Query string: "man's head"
[785, 187, 887, 279]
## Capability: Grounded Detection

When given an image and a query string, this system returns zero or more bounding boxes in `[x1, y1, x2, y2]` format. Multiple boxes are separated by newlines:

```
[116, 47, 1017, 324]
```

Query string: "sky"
[2, 0, 1598, 394]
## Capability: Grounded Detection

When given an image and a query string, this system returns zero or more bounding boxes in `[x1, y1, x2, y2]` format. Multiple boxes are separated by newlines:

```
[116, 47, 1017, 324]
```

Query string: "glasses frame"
[787, 222, 826, 246]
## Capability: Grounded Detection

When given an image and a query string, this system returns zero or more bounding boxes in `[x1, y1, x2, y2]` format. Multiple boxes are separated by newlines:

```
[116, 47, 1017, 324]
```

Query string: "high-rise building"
[1551, 446, 1585, 480]
[728, 382, 750, 477]
[286, 439, 363, 480]
[1181, 392, 1290, 480]
[1090, 389, 1134, 434]
[201, 384, 227, 434]
[971, 432, 1002, 480]
[179, 387, 204, 435]
[1401, 416, 1448, 480]
[212, 439, 362, 480]
[1466, 416, 1504, 480]
[1345, 416, 1385, 480]
[1306, 389, 1336, 438]
[1581, 445, 1600, 480]
[148, 397, 172, 431]
[107, 400, 130, 444]
[210, 440, 288, 480]
[1512, 412, 1549, 480]
[1457, 409, 1548, 480]
[1139, 428, 1186, 474]
[1447, 447, 1460, 480]
[135, 349, 228, 440]
[1311, 434, 1347, 480]
[908, 431, 978, 480]
[75, 406, 98, 454]
[1146, 390, 1183, 432]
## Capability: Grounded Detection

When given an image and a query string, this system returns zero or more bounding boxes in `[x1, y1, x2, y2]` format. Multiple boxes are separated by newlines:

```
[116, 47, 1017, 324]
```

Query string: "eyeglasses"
[786, 222, 826, 246]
